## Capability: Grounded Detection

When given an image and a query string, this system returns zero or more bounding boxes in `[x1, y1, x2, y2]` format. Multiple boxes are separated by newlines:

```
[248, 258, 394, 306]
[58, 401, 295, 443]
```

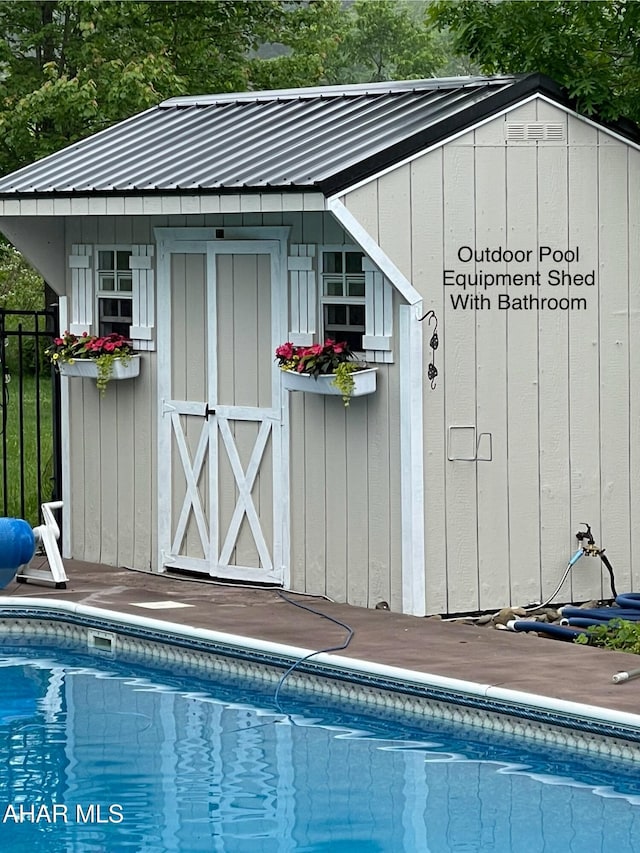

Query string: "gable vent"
[505, 122, 565, 142]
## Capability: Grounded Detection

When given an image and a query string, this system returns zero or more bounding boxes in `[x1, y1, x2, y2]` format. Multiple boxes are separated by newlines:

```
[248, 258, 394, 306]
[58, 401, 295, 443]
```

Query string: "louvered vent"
[505, 122, 565, 142]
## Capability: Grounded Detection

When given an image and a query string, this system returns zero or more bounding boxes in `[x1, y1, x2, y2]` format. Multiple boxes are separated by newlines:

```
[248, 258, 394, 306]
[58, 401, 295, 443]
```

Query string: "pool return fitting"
[0, 501, 67, 589]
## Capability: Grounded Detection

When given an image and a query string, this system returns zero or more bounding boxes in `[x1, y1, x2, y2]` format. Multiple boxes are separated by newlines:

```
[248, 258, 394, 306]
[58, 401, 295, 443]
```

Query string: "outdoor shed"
[1, 73, 639, 616]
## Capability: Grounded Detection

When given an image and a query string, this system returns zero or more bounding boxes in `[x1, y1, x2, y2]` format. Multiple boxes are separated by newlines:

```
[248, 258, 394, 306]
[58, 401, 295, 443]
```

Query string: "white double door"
[158, 239, 287, 583]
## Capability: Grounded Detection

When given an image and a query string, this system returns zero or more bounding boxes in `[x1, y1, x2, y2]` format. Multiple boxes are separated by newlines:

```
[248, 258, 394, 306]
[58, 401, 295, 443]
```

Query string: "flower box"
[58, 355, 140, 381]
[280, 367, 377, 398]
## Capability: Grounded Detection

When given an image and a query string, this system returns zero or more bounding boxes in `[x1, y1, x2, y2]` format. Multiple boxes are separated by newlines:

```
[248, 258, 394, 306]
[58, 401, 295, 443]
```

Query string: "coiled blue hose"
[509, 620, 589, 640]
[561, 593, 640, 627]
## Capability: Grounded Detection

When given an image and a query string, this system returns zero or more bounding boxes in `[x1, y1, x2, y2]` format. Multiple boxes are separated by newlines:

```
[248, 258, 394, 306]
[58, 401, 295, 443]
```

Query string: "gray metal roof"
[0, 74, 590, 197]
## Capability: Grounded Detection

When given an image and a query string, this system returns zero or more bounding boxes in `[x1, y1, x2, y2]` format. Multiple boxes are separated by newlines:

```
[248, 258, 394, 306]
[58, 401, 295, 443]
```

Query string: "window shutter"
[129, 244, 155, 351]
[288, 244, 316, 346]
[68, 245, 93, 335]
[362, 257, 393, 363]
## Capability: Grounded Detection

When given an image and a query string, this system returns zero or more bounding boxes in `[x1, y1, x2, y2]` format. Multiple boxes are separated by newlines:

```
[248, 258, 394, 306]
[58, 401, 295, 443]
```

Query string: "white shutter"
[287, 244, 316, 346]
[68, 245, 93, 335]
[129, 244, 155, 351]
[362, 257, 393, 363]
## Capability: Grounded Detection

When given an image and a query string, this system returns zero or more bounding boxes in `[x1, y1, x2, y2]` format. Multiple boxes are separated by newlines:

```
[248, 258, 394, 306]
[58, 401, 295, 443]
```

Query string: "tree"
[0, 1, 287, 174]
[429, 0, 640, 124]
[328, 0, 450, 83]
[0, 2, 470, 176]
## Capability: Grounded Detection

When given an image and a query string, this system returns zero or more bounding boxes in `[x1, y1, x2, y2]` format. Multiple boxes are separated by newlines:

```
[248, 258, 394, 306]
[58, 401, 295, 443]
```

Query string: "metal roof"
[0, 73, 615, 198]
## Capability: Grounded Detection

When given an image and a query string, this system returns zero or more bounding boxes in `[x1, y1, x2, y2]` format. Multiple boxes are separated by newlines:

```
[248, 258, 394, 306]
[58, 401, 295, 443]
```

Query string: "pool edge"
[1, 597, 640, 760]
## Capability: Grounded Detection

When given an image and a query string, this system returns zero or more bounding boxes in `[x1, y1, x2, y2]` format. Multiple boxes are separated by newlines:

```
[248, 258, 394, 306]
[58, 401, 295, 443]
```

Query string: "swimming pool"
[1, 636, 640, 853]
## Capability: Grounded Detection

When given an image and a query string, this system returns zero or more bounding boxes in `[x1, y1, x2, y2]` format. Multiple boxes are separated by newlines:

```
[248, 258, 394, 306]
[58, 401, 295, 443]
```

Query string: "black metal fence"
[0, 307, 61, 526]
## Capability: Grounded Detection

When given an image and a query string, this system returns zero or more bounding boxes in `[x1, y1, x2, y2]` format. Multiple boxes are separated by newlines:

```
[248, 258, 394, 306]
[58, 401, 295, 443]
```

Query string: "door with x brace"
[160, 240, 286, 583]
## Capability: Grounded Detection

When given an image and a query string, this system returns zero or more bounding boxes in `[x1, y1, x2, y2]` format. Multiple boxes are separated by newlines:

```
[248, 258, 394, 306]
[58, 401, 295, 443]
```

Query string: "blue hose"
[510, 621, 589, 641]
[613, 592, 640, 609]
[562, 593, 640, 626]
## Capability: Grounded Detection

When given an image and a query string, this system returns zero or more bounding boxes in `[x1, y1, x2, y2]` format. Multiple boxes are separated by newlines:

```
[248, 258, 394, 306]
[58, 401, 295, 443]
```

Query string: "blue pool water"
[0, 643, 639, 853]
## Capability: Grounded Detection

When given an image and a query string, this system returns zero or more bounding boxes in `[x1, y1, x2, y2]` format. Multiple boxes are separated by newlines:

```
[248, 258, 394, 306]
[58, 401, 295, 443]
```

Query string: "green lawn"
[0, 372, 55, 527]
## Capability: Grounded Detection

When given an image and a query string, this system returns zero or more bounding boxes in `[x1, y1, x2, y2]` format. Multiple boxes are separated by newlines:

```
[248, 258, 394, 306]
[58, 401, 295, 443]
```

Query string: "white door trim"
[156, 234, 289, 583]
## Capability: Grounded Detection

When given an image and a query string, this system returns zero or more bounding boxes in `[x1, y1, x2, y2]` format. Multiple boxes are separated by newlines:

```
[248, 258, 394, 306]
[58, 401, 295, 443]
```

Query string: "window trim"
[320, 244, 366, 353]
[94, 245, 134, 337]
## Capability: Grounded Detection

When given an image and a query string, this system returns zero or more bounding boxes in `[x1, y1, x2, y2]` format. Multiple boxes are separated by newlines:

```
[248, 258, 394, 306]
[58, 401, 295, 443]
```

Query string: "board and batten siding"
[59, 211, 402, 610]
[285, 213, 403, 610]
[343, 97, 640, 615]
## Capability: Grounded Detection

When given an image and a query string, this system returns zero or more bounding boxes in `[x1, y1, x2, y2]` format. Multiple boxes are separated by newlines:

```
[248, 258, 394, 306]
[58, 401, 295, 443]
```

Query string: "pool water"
[0, 644, 639, 853]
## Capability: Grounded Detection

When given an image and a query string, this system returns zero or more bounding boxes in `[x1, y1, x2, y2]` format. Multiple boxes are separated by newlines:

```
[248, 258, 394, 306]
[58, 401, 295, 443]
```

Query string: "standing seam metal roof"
[0, 73, 624, 197]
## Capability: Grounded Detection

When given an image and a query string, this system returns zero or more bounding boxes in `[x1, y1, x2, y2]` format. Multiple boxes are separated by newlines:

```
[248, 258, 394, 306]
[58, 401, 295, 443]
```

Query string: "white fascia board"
[325, 197, 421, 306]
[333, 93, 640, 199]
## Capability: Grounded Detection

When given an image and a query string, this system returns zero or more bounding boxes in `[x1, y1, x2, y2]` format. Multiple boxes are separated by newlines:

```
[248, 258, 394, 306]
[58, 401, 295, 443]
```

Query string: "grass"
[0, 372, 55, 527]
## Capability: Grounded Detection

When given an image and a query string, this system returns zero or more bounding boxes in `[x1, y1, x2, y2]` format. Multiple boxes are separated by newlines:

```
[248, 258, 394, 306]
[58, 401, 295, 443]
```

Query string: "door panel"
[160, 241, 284, 583]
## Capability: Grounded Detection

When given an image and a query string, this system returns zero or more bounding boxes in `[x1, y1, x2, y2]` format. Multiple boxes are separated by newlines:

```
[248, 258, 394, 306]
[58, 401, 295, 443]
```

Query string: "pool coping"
[2, 596, 640, 761]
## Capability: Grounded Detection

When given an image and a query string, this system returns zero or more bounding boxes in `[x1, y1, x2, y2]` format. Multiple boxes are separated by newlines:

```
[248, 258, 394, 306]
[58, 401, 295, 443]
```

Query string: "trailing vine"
[330, 361, 358, 406]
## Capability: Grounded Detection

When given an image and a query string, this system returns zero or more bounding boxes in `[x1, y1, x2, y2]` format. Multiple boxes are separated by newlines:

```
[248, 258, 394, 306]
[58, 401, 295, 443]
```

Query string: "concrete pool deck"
[2, 558, 640, 721]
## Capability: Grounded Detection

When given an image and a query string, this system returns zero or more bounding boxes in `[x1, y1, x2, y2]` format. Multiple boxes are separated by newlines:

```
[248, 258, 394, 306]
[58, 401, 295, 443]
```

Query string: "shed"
[1, 73, 638, 616]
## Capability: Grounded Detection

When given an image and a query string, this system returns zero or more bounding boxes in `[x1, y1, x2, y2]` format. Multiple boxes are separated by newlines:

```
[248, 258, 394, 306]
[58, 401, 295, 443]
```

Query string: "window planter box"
[280, 366, 377, 398]
[58, 355, 140, 381]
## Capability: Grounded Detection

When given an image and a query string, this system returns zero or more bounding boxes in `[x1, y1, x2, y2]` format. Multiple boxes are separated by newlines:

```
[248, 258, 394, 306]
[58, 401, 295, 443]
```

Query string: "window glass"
[321, 248, 366, 351]
[324, 278, 344, 297]
[98, 251, 114, 271]
[323, 252, 342, 274]
[347, 277, 365, 297]
[97, 248, 133, 337]
[116, 250, 131, 271]
[326, 305, 347, 325]
[98, 297, 132, 337]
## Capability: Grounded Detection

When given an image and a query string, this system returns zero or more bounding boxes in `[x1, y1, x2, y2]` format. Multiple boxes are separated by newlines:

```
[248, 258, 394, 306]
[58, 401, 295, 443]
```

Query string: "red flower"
[275, 342, 295, 360]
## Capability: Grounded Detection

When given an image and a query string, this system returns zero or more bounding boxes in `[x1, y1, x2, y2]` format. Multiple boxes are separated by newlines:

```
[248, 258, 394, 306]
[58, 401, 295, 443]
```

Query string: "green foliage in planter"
[574, 618, 640, 655]
[275, 338, 368, 406]
[46, 331, 134, 396]
[94, 351, 133, 396]
[331, 361, 358, 406]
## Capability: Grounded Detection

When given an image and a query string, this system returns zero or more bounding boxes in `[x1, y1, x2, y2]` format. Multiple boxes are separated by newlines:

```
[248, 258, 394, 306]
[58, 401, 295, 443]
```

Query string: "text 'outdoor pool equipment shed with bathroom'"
[0, 74, 639, 616]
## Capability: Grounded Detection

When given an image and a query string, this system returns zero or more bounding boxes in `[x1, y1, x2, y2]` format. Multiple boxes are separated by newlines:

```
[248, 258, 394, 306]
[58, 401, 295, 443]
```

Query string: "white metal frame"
[156, 228, 290, 585]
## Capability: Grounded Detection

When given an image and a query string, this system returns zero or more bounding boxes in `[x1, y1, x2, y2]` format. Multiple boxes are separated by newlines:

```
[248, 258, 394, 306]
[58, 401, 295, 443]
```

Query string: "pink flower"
[303, 344, 323, 357]
[276, 342, 295, 360]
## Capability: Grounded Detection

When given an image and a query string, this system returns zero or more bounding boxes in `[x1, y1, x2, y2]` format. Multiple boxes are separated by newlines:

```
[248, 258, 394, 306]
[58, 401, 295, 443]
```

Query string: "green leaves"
[430, 0, 640, 124]
[575, 618, 640, 654]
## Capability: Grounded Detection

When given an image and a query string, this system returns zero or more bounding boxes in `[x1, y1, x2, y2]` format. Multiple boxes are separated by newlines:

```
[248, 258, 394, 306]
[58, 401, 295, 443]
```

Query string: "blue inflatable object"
[0, 517, 35, 589]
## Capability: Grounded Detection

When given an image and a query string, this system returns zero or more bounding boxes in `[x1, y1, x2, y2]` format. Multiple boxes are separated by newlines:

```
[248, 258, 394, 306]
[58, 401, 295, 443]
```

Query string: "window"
[321, 248, 365, 351]
[96, 249, 133, 337]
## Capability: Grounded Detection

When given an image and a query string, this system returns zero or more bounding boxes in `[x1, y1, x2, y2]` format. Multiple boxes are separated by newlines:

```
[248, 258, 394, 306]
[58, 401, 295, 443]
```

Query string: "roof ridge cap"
[160, 75, 521, 108]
